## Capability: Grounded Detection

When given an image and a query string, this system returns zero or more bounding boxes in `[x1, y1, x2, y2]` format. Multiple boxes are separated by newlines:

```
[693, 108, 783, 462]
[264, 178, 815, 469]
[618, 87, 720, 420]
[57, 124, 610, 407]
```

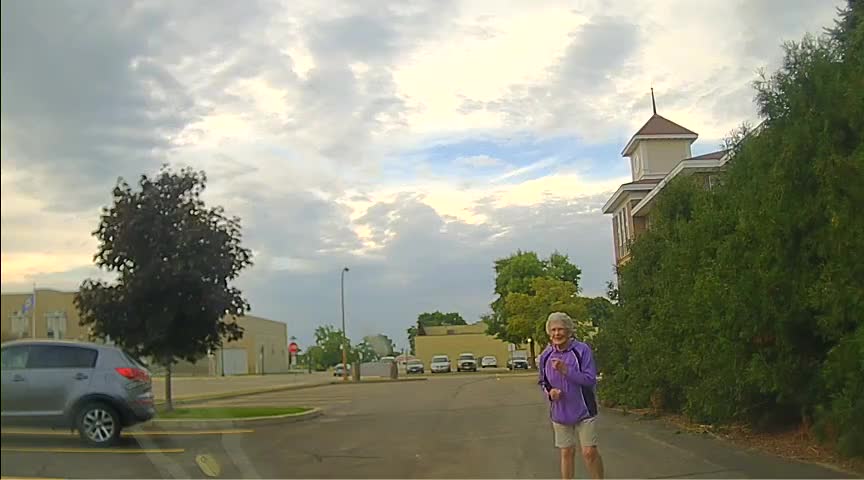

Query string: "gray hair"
[546, 312, 575, 335]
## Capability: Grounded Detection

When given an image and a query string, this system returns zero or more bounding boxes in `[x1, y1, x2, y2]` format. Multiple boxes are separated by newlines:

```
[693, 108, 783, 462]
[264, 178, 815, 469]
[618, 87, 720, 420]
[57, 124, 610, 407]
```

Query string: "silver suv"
[1, 339, 156, 446]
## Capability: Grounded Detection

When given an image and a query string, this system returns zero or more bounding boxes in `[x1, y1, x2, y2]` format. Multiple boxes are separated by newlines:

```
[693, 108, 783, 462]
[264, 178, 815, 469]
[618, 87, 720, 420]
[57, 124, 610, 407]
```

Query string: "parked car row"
[409, 353, 533, 374]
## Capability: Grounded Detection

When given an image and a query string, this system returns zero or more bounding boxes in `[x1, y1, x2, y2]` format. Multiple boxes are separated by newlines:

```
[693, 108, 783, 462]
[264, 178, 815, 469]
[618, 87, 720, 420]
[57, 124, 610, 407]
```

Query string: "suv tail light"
[116, 367, 150, 383]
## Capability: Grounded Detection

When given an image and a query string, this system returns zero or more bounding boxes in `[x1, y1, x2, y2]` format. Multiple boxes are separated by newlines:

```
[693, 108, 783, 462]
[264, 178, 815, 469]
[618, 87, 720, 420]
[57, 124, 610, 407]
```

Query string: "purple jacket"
[538, 339, 598, 425]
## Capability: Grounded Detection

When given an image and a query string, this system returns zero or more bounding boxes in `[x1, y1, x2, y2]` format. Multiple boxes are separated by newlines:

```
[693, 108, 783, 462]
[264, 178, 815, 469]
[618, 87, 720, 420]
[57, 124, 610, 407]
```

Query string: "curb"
[155, 381, 333, 407]
[417, 371, 536, 379]
[140, 407, 323, 430]
[327, 377, 428, 385]
[155, 377, 429, 407]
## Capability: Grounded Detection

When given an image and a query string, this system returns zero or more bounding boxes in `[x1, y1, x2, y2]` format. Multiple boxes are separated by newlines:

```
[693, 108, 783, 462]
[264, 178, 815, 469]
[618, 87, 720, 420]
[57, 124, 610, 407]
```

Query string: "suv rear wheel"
[76, 402, 122, 447]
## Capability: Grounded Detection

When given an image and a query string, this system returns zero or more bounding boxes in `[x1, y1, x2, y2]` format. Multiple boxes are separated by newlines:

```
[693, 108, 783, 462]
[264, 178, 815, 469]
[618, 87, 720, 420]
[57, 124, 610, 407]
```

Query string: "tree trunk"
[528, 340, 536, 369]
[165, 362, 174, 411]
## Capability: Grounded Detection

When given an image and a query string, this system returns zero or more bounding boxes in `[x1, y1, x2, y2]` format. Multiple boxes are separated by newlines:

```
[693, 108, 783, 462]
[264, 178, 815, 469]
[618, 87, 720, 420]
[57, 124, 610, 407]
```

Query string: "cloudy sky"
[1, 0, 841, 347]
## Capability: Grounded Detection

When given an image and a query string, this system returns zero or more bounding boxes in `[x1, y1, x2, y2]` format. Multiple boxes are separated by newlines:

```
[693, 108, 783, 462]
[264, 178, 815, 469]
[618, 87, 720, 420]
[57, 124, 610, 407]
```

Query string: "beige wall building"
[415, 323, 526, 368]
[603, 103, 729, 268]
[1, 289, 289, 376]
[1, 289, 89, 341]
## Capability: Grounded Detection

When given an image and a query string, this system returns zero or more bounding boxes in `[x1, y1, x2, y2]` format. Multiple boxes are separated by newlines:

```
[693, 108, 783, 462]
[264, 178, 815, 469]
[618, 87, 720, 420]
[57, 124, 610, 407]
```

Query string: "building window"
[45, 311, 67, 339]
[618, 211, 626, 250]
[623, 208, 630, 243]
[616, 209, 630, 256]
[9, 312, 29, 338]
[617, 211, 623, 247]
[707, 174, 721, 190]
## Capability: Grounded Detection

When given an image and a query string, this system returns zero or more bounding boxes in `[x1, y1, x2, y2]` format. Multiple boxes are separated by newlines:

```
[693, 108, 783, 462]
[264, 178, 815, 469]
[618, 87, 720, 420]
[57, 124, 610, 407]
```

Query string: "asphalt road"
[1, 374, 853, 479]
[150, 371, 333, 401]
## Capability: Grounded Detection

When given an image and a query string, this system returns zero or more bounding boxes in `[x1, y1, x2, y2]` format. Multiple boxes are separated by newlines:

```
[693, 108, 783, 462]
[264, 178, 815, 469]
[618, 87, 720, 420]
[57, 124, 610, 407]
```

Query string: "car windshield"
[459, 355, 473, 360]
[408, 360, 422, 365]
[432, 357, 448, 362]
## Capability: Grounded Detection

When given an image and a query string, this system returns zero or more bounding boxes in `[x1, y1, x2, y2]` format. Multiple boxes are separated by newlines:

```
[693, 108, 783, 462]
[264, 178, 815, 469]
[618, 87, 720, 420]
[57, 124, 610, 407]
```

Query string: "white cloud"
[0, 0, 845, 343]
[490, 157, 558, 183]
[453, 155, 503, 168]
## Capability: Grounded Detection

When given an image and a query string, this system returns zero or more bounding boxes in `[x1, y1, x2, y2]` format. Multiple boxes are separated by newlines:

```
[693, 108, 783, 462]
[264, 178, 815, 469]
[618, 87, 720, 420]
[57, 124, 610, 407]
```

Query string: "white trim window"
[707, 174, 722, 190]
[45, 311, 68, 339]
[10, 312, 29, 338]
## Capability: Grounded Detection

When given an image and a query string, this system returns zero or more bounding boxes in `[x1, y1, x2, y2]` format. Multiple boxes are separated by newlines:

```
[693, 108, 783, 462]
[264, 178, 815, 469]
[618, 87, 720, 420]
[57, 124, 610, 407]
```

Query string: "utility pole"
[341, 267, 350, 381]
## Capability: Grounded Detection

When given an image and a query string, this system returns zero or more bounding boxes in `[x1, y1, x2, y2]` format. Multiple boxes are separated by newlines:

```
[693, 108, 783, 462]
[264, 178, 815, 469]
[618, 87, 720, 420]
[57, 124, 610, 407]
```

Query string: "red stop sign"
[289, 342, 299, 354]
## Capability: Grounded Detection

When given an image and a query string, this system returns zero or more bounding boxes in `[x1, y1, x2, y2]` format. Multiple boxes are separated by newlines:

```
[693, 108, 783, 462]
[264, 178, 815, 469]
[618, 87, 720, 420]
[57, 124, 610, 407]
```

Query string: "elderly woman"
[538, 312, 604, 480]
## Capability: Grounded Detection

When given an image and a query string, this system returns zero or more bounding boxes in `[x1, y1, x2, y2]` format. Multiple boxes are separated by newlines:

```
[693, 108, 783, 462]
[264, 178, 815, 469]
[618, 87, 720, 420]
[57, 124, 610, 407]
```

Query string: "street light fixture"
[341, 267, 350, 381]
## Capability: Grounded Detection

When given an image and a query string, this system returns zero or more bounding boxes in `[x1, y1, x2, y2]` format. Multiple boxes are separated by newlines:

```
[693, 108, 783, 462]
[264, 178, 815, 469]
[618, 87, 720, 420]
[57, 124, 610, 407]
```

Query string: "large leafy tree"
[597, 1, 863, 457]
[503, 277, 592, 349]
[313, 325, 352, 368]
[584, 296, 615, 331]
[487, 251, 582, 348]
[352, 341, 379, 363]
[75, 166, 252, 409]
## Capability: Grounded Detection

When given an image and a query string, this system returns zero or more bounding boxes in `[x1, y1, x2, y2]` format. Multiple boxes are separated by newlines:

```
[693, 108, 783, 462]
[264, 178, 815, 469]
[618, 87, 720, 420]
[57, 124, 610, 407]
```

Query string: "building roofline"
[631, 158, 726, 217]
[622, 133, 698, 157]
[683, 149, 729, 161]
[602, 181, 660, 214]
[0, 288, 78, 296]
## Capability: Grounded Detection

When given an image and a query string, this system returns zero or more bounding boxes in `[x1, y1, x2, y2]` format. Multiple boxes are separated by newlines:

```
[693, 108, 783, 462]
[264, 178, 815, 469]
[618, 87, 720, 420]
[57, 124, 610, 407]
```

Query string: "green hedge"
[594, 2, 863, 457]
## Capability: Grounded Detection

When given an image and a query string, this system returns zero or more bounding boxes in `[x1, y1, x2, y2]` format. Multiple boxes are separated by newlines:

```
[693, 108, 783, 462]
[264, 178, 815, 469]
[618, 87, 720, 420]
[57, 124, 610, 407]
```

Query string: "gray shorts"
[552, 416, 598, 448]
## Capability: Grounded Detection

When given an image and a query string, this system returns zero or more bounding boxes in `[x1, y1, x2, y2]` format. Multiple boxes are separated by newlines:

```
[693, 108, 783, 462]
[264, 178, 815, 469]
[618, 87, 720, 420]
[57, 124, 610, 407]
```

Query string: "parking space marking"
[0, 447, 184, 454]
[127, 429, 254, 435]
[1, 428, 253, 437]
[1, 477, 65, 480]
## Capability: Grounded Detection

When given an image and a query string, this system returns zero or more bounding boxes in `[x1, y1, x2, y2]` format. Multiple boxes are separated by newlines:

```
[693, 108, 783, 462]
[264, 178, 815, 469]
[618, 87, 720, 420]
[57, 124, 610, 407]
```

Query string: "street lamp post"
[341, 267, 350, 381]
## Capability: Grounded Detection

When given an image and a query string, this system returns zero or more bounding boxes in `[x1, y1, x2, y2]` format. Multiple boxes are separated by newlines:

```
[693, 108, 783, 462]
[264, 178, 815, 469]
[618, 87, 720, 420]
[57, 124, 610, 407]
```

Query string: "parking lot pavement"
[0, 427, 258, 479]
[151, 371, 332, 401]
[186, 383, 360, 413]
[2, 375, 856, 479]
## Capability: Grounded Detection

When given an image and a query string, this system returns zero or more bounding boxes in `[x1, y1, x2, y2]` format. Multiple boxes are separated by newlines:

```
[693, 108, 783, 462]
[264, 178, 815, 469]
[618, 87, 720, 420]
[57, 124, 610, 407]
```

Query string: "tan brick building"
[0, 289, 289, 375]
[415, 323, 527, 368]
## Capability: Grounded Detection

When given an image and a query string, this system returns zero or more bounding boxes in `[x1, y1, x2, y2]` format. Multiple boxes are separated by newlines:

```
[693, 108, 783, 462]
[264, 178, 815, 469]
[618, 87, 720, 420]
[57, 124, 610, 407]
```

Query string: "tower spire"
[651, 87, 657, 115]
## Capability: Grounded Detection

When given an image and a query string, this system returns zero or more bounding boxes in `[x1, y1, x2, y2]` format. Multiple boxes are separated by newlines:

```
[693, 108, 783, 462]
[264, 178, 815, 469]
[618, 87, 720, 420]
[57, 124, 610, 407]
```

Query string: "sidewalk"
[151, 371, 333, 401]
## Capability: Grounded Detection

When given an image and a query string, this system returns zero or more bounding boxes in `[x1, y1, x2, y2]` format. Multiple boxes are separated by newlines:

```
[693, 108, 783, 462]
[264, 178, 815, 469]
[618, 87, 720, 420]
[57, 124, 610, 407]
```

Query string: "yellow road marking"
[1, 447, 184, 454]
[1, 429, 253, 437]
[1, 477, 65, 480]
[128, 429, 253, 435]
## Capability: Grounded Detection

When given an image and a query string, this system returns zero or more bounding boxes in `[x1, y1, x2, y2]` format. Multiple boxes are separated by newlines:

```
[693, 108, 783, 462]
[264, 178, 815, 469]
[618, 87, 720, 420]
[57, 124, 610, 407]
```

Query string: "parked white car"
[481, 355, 498, 368]
[430, 355, 451, 373]
[457, 353, 477, 372]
